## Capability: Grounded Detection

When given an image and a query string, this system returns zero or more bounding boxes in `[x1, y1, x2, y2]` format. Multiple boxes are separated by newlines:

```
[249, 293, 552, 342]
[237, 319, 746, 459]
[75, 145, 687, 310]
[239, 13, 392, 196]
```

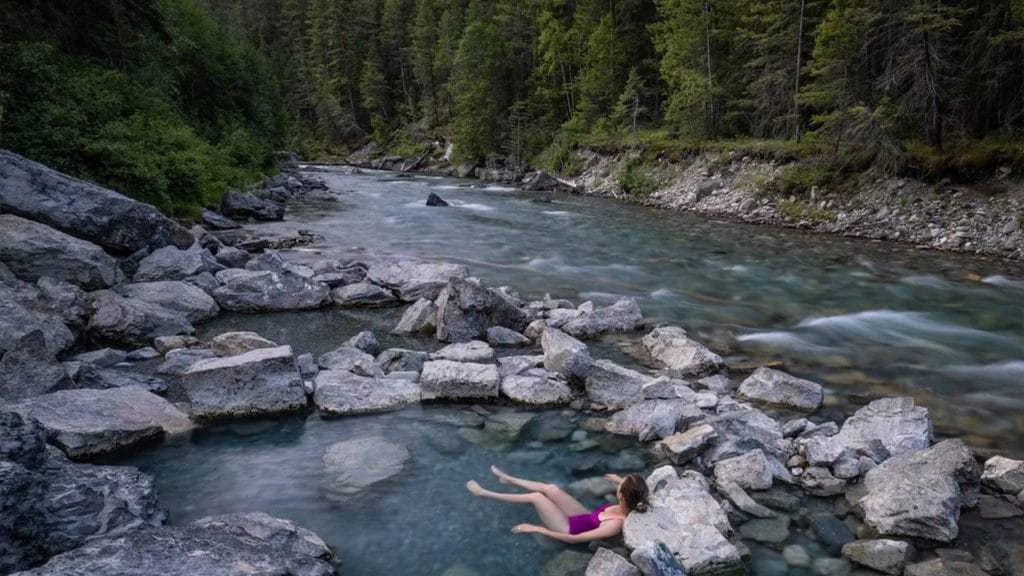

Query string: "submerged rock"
[426, 192, 450, 207]
[585, 359, 651, 409]
[314, 371, 420, 415]
[641, 326, 722, 377]
[738, 367, 823, 412]
[420, 360, 500, 400]
[0, 214, 122, 290]
[321, 436, 410, 501]
[435, 278, 528, 342]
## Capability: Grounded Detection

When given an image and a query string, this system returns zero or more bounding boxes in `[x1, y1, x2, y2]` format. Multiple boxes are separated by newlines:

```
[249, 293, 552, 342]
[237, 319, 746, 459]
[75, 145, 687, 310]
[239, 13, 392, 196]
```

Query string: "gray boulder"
[116, 281, 219, 323]
[87, 291, 194, 347]
[0, 331, 74, 400]
[605, 399, 702, 440]
[561, 298, 644, 338]
[220, 191, 285, 221]
[200, 209, 241, 230]
[981, 456, 1024, 494]
[0, 215, 121, 290]
[72, 348, 127, 368]
[172, 346, 307, 421]
[392, 299, 437, 334]
[376, 348, 429, 374]
[642, 377, 697, 401]
[133, 246, 217, 282]
[705, 406, 791, 467]
[72, 365, 168, 394]
[803, 397, 931, 466]
[0, 278, 76, 357]
[716, 480, 776, 519]
[859, 439, 981, 542]
[641, 326, 722, 377]
[213, 268, 330, 312]
[542, 328, 593, 382]
[497, 355, 544, 377]
[738, 367, 823, 412]
[331, 281, 398, 307]
[629, 543, 686, 576]
[210, 331, 278, 357]
[314, 371, 420, 415]
[585, 360, 651, 409]
[343, 330, 380, 355]
[655, 424, 717, 465]
[501, 373, 573, 405]
[585, 548, 640, 576]
[213, 246, 250, 269]
[435, 278, 529, 342]
[486, 326, 530, 346]
[420, 361, 500, 400]
[13, 512, 335, 576]
[366, 259, 469, 301]
[714, 449, 773, 491]
[800, 466, 847, 497]
[841, 539, 912, 575]
[0, 150, 192, 253]
[431, 340, 495, 363]
[9, 387, 193, 458]
[321, 436, 410, 501]
[317, 346, 382, 377]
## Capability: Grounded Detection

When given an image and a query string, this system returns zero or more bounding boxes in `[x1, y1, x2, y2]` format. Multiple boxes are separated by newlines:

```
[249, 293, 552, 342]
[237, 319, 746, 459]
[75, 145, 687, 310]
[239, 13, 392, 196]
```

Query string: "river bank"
[346, 144, 1024, 262]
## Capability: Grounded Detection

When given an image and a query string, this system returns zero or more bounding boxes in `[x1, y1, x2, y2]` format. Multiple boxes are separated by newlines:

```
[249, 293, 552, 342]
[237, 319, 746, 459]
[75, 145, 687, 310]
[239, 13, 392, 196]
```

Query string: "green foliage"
[537, 135, 583, 177]
[777, 199, 837, 223]
[616, 157, 661, 196]
[451, 20, 509, 162]
[766, 163, 834, 197]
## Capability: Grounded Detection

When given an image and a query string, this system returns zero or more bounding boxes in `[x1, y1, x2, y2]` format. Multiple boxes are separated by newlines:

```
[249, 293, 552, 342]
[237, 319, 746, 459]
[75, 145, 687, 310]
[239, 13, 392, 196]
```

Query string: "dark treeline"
[212, 0, 1024, 179]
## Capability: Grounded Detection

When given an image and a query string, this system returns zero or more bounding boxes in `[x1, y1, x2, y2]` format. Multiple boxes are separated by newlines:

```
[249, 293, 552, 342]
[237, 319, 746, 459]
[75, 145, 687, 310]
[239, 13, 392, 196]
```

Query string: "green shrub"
[616, 158, 661, 196]
[766, 163, 834, 197]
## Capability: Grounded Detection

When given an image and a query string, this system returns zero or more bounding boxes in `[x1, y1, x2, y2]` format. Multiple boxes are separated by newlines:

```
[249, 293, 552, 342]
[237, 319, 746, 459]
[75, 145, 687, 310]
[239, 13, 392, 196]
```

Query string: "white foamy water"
[452, 202, 495, 211]
[736, 331, 838, 353]
[943, 360, 1024, 383]
[983, 275, 1024, 289]
[542, 210, 572, 217]
[650, 288, 675, 299]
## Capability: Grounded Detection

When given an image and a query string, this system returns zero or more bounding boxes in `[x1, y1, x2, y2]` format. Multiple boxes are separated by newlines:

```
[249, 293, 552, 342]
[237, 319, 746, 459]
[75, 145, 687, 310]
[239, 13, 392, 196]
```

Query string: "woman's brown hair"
[619, 474, 650, 513]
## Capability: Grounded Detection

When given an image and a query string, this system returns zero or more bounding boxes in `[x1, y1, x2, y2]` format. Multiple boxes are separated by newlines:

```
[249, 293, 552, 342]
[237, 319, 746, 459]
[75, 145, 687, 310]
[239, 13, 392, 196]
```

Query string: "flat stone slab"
[321, 436, 410, 501]
[738, 367, 823, 412]
[585, 359, 651, 409]
[9, 387, 193, 458]
[501, 373, 573, 405]
[641, 326, 722, 377]
[0, 214, 122, 290]
[431, 340, 495, 362]
[804, 397, 932, 466]
[420, 360, 500, 400]
[605, 399, 702, 440]
[314, 371, 420, 415]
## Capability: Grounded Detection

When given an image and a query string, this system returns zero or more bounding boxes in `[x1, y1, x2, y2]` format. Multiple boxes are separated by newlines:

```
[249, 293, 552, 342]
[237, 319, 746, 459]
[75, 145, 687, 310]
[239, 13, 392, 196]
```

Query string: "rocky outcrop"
[213, 268, 330, 312]
[585, 360, 651, 409]
[420, 360, 500, 400]
[133, 246, 220, 282]
[561, 299, 644, 338]
[435, 278, 528, 342]
[220, 191, 285, 221]
[313, 371, 420, 415]
[13, 512, 336, 576]
[115, 281, 219, 323]
[321, 436, 410, 501]
[803, 397, 932, 466]
[858, 439, 981, 542]
[367, 259, 469, 301]
[172, 346, 307, 421]
[0, 331, 74, 401]
[737, 367, 824, 412]
[9, 387, 193, 459]
[0, 150, 192, 253]
[541, 328, 593, 382]
[641, 326, 722, 377]
[0, 215, 122, 290]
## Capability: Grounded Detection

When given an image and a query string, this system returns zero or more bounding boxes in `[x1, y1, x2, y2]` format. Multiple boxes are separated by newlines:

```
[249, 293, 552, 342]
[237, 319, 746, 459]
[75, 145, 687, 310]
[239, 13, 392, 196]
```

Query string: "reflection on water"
[230, 166, 1024, 455]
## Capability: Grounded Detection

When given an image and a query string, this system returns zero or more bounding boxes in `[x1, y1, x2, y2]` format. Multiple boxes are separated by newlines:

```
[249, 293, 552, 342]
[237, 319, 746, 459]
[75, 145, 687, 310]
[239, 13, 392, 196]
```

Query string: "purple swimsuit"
[568, 503, 612, 535]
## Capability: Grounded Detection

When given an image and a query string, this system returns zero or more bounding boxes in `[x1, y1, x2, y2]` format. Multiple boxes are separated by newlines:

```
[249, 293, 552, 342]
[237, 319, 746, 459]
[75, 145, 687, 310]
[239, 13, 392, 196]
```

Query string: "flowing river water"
[120, 166, 1024, 575]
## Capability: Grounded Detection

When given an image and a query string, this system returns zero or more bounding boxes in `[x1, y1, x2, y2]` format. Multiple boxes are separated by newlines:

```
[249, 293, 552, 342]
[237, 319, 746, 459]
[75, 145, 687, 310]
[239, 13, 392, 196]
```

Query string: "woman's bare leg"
[490, 466, 589, 516]
[466, 480, 570, 533]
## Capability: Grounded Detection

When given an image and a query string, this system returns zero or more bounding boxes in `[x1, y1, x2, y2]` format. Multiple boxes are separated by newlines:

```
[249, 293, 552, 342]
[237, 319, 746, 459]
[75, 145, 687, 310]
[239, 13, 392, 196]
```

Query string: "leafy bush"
[766, 163, 834, 197]
[616, 157, 661, 196]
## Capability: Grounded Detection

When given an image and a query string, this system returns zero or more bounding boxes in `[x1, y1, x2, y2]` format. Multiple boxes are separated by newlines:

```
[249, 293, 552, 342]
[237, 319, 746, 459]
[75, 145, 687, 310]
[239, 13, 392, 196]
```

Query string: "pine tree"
[452, 19, 509, 161]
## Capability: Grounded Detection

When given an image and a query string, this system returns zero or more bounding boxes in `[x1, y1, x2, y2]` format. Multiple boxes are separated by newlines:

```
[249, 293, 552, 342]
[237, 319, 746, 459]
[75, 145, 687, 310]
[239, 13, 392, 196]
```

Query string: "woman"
[466, 465, 650, 543]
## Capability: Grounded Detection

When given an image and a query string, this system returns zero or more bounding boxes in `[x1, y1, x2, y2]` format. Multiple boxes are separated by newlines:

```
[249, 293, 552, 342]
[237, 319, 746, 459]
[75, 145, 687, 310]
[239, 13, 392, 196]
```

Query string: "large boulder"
[321, 436, 410, 501]
[0, 278, 77, 357]
[501, 371, 573, 405]
[317, 346, 383, 377]
[542, 328, 594, 382]
[714, 449, 773, 491]
[859, 439, 981, 542]
[366, 259, 469, 301]
[376, 348, 429, 374]
[9, 387, 192, 459]
[115, 281, 219, 323]
[172, 346, 307, 421]
[220, 191, 285, 221]
[133, 246, 219, 282]
[0, 331, 74, 401]
[585, 360, 651, 409]
[586, 548, 640, 576]
[981, 456, 1024, 494]
[0, 150, 192, 253]
[841, 539, 913, 575]
[0, 215, 122, 290]
[330, 282, 398, 307]
[561, 299, 644, 339]
[313, 371, 420, 415]
[738, 367, 824, 412]
[641, 326, 722, 377]
[420, 360, 500, 400]
[392, 299, 437, 334]
[12, 512, 336, 576]
[431, 341, 495, 363]
[605, 399, 702, 440]
[213, 268, 330, 312]
[803, 397, 932, 466]
[623, 467, 741, 575]
[435, 278, 529, 342]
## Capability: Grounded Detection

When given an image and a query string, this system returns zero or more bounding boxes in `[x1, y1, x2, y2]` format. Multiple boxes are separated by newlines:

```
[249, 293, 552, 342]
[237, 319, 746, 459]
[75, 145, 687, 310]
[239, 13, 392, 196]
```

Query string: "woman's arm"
[604, 473, 625, 485]
[513, 520, 623, 544]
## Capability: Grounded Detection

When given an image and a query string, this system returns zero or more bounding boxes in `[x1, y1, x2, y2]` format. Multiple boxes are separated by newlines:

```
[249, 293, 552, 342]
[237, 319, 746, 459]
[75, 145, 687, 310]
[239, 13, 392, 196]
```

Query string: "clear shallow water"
[242, 167, 1024, 455]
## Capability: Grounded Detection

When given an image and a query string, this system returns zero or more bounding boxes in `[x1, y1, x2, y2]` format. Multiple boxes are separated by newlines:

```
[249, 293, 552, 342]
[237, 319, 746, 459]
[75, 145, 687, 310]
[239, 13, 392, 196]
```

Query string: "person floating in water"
[466, 465, 650, 543]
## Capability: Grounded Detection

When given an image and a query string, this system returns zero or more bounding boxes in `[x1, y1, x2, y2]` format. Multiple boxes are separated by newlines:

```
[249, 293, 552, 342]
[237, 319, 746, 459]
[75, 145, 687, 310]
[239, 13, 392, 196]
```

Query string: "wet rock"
[642, 377, 697, 401]
[15, 512, 335, 576]
[0, 277, 77, 357]
[739, 516, 791, 544]
[655, 424, 717, 465]
[801, 466, 847, 497]
[0, 215, 122, 290]
[73, 365, 168, 394]
[498, 354, 544, 377]
[717, 480, 776, 518]
[586, 360, 651, 409]
[153, 335, 199, 355]
[435, 278, 528, 342]
[561, 298, 644, 338]
[542, 328, 594, 383]
[200, 209, 240, 230]
[87, 290, 196, 347]
[641, 326, 722, 377]
[343, 331, 379, 355]
[487, 326, 530, 346]
[322, 436, 410, 501]
[420, 360, 500, 400]
[981, 456, 1024, 494]
[810, 514, 855, 555]
[116, 281, 220, 323]
[696, 374, 736, 394]
[210, 331, 278, 357]
[0, 331, 74, 400]
[715, 449, 773, 491]
[72, 348, 127, 368]
[10, 387, 193, 458]
[542, 550, 592, 576]
[214, 268, 330, 312]
[367, 259, 469, 301]
[220, 190, 284, 221]
[783, 545, 812, 567]
[318, 346, 384, 376]
[903, 556, 987, 576]
[812, 557, 850, 576]
[0, 150, 192, 253]
[331, 281, 398, 307]
[749, 487, 803, 513]
[501, 373, 573, 405]
[173, 346, 307, 421]
[841, 539, 912, 575]
[314, 371, 420, 415]
[586, 547, 640, 576]
[623, 467, 741, 574]
[606, 399, 702, 441]
[426, 192, 450, 207]
[523, 171, 560, 192]
[738, 367, 823, 412]
[529, 412, 576, 442]
[392, 299, 437, 334]
[483, 412, 536, 445]
[431, 340, 495, 362]
[803, 397, 931, 466]
[376, 348, 429, 374]
[629, 542, 687, 576]
[134, 246, 217, 282]
[859, 439, 980, 542]
[568, 476, 618, 499]
[705, 406, 791, 469]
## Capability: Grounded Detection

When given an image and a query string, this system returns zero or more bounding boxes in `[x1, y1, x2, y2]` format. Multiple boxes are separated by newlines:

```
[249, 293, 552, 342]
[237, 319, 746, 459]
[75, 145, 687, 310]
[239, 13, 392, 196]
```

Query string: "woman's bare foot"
[466, 480, 485, 496]
[491, 465, 511, 484]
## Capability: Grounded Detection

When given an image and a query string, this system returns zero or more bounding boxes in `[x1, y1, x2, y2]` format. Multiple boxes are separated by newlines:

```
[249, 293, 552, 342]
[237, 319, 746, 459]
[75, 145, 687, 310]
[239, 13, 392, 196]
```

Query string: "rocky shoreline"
[2, 149, 1024, 575]
[346, 145, 1024, 263]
